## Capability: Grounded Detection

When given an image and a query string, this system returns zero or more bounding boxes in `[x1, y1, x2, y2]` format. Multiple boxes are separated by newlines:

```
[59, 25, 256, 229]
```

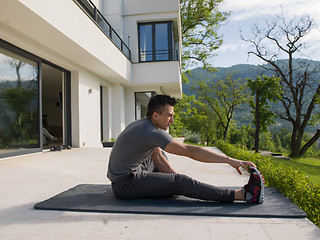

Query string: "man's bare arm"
[151, 147, 177, 173]
[164, 140, 256, 175]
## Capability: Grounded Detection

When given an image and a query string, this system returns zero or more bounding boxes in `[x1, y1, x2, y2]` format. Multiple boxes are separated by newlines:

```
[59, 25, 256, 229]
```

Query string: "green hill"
[183, 64, 267, 96]
[184, 59, 320, 95]
[183, 59, 320, 128]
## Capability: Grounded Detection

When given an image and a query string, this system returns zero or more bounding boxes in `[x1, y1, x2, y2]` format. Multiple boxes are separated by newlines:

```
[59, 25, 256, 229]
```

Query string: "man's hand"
[227, 157, 256, 175]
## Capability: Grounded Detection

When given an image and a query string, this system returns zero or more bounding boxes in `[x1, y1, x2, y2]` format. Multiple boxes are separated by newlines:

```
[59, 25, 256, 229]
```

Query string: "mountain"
[183, 59, 320, 128]
[183, 59, 320, 96]
[183, 64, 266, 96]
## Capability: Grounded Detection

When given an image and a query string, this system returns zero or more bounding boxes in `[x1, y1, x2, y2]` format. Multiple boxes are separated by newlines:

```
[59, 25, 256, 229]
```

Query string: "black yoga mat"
[34, 184, 306, 218]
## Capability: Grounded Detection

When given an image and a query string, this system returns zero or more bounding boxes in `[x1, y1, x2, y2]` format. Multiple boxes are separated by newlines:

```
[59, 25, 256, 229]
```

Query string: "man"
[107, 95, 264, 203]
[43, 125, 57, 145]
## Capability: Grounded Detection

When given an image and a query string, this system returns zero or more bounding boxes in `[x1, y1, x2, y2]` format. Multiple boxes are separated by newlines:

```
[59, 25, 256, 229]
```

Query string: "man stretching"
[107, 95, 264, 203]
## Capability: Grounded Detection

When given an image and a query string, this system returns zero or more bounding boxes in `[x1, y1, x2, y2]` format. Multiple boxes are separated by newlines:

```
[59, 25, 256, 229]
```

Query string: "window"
[135, 92, 156, 120]
[0, 46, 40, 154]
[138, 22, 173, 62]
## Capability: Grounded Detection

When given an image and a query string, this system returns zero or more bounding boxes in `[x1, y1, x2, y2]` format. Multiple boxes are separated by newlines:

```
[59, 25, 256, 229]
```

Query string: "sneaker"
[243, 166, 264, 203]
[50, 146, 62, 151]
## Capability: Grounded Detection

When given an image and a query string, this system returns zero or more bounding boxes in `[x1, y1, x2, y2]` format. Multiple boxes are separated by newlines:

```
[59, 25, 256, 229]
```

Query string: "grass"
[271, 157, 320, 186]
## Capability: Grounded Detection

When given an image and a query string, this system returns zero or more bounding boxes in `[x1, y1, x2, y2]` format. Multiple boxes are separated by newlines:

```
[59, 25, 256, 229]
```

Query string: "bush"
[184, 132, 201, 144]
[216, 141, 320, 227]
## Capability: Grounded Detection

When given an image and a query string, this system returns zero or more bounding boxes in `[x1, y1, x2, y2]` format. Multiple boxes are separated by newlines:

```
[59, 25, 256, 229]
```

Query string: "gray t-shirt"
[107, 118, 173, 182]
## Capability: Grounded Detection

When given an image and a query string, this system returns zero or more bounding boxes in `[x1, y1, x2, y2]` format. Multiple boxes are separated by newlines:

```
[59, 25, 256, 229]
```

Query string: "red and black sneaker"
[243, 166, 264, 203]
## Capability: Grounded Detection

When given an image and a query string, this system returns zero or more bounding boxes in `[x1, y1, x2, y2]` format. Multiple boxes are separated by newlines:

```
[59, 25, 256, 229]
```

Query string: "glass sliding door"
[139, 24, 153, 62]
[0, 46, 40, 156]
[138, 22, 173, 62]
[155, 23, 169, 61]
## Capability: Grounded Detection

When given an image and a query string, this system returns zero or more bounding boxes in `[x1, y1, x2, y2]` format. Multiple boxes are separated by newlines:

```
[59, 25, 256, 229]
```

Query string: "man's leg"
[111, 171, 235, 203]
[112, 150, 234, 202]
[140, 150, 168, 172]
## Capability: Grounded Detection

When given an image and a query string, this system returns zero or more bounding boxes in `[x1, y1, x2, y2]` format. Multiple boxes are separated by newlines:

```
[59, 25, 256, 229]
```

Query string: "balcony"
[74, 0, 131, 60]
[139, 49, 179, 62]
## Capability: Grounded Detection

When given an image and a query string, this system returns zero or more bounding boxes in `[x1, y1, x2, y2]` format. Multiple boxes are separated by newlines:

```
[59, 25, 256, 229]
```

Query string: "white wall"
[77, 71, 106, 147]
[71, 68, 117, 147]
[101, 85, 111, 141]
[100, 0, 124, 40]
[111, 83, 126, 138]
[132, 62, 182, 98]
[124, 89, 136, 126]
[123, 0, 180, 15]
[71, 72, 80, 147]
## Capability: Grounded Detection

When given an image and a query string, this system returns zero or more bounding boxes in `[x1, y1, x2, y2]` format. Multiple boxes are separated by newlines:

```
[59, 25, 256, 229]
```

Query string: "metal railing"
[139, 49, 179, 62]
[74, 0, 131, 60]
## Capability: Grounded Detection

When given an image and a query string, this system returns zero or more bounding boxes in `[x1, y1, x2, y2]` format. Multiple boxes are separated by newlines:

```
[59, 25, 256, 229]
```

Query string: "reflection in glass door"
[135, 92, 156, 120]
[42, 63, 64, 149]
[0, 47, 40, 156]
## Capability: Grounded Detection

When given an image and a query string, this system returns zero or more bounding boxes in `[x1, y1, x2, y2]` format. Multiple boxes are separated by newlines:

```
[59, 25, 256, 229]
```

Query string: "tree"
[259, 132, 276, 152]
[241, 12, 320, 157]
[247, 75, 282, 153]
[169, 94, 196, 137]
[187, 99, 218, 145]
[310, 95, 320, 129]
[171, 94, 217, 145]
[180, 0, 230, 73]
[229, 124, 255, 149]
[193, 73, 250, 141]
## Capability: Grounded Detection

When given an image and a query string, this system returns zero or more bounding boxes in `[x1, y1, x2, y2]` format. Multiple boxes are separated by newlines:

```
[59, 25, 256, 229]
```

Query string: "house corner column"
[112, 83, 126, 138]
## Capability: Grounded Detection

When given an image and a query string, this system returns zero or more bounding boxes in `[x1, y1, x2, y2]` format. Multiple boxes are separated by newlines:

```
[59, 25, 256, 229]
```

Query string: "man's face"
[152, 104, 174, 130]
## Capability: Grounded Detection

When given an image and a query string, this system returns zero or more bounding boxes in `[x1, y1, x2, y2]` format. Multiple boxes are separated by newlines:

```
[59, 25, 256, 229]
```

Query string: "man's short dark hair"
[146, 94, 177, 119]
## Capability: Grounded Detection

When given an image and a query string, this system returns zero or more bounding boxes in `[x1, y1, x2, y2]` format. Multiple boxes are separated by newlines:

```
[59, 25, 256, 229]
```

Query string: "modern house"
[0, 0, 182, 158]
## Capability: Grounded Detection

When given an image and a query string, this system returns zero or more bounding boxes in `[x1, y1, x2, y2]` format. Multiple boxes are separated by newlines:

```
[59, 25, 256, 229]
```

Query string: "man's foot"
[243, 166, 264, 203]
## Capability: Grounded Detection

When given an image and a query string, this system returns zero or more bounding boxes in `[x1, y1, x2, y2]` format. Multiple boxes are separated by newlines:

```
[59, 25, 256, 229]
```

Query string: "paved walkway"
[0, 147, 319, 240]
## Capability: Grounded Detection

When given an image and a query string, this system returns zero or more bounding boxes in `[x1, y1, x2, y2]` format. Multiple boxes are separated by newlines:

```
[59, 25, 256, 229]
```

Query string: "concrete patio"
[0, 147, 319, 240]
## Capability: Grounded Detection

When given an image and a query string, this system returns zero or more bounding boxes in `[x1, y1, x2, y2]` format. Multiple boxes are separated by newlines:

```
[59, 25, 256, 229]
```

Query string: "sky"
[211, 0, 320, 67]
[0, 53, 38, 82]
